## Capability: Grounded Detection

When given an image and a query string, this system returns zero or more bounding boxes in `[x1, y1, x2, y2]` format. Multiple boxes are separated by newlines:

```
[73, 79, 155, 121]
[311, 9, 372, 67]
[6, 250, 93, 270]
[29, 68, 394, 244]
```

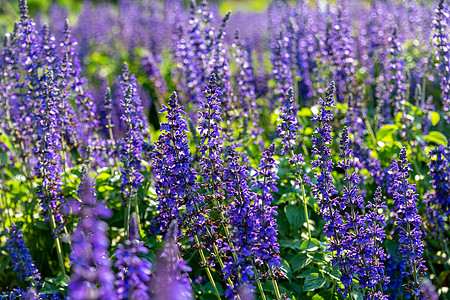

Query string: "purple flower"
[198, 74, 224, 184]
[421, 278, 439, 300]
[223, 146, 257, 297]
[427, 146, 450, 214]
[433, 0, 450, 122]
[271, 29, 294, 109]
[34, 71, 64, 227]
[364, 187, 389, 292]
[114, 213, 152, 300]
[253, 143, 280, 268]
[277, 88, 300, 155]
[68, 175, 116, 300]
[331, 4, 357, 104]
[232, 34, 258, 130]
[178, 2, 207, 106]
[423, 146, 449, 238]
[390, 147, 427, 297]
[118, 80, 145, 197]
[60, 19, 104, 165]
[150, 92, 202, 234]
[381, 28, 407, 126]
[6, 223, 41, 283]
[150, 221, 193, 300]
[311, 82, 340, 239]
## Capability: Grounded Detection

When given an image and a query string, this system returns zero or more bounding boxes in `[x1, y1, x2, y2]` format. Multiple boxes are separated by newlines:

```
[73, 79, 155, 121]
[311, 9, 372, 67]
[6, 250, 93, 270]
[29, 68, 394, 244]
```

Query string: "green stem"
[363, 115, 377, 146]
[195, 236, 221, 300]
[289, 149, 311, 239]
[49, 212, 66, 276]
[269, 268, 282, 300]
[299, 176, 311, 240]
[0, 170, 12, 225]
[251, 262, 267, 300]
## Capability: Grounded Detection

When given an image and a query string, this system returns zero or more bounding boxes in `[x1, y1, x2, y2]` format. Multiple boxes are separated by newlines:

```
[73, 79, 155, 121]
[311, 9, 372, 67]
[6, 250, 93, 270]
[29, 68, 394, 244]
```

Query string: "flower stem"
[195, 235, 221, 300]
[49, 212, 66, 276]
[289, 149, 311, 239]
[251, 262, 267, 300]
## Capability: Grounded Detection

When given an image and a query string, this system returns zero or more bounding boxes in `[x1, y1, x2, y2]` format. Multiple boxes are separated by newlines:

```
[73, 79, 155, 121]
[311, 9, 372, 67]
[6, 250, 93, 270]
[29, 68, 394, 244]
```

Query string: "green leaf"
[297, 267, 319, 278]
[285, 204, 301, 230]
[280, 260, 292, 282]
[303, 273, 327, 292]
[279, 239, 302, 250]
[428, 111, 440, 126]
[350, 290, 364, 300]
[335, 103, 349, 112]
[424, 131, 448, 146]
[298, 107, 313, 117]
[376, 124, 398, 142]
[97, 172, 111, 182]
[98, 185, 115, 192]
[291, 254, 313, 272]
[299, 238, 320, 252]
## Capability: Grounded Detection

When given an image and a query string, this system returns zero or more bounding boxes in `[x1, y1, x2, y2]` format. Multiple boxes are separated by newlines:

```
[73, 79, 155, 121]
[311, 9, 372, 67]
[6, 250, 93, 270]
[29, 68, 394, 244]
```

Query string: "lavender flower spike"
[277, 88, 299, 156]
[6, 223, 41, 283]
[253, 143, 280, 268]
[433, 0, 450, 122]
[390, 147, 427, 297]
[311, 82, 340, 239]
[68, 175, 116, 300]
[34, 71, 64, 227]
[119, 84, 145, 197]
[151, 91, 202, 234]
[427, 146, 450, 215]
[114, 213, 152, 300]
[151, 221, 193, 300]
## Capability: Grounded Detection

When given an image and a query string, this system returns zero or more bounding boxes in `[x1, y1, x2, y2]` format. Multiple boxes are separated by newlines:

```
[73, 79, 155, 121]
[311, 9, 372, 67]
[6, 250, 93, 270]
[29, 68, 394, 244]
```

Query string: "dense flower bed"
[0, 0, 449, 299]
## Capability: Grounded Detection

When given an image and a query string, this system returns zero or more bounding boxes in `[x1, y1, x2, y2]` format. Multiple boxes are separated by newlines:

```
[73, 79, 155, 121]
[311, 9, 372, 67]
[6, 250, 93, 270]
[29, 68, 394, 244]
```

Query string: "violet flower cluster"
[331, 4, 357, 104]
[68, 175, 116, 300]
[277, 88, 300, 156]
[271, 30, 294, 109]
[427, 146, 450, 214]
[114, 213, 152, 300]
[150, 221, 192, 300]
[390, 147, 427, 298]
[6, 223, 41, 283]
[253, 143, 280, 268]
[223, 146, 257, 298]
[34, 71, 64, 227]
[311, 82, 340, 239]
[198, 74, 224, 185]
[118, 66, 145, 197]
[338, 127, 389, 296]
[433, 0, 450, 123]
[150, 92, 202, 234]
[424, 146, 450, 236]
[387, 29, 407, 124]
[232, 35, 258, 128]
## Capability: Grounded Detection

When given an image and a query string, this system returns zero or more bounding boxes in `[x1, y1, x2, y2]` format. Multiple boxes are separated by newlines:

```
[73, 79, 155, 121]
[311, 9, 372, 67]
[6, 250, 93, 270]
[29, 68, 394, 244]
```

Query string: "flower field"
[0, 0, 449, 299]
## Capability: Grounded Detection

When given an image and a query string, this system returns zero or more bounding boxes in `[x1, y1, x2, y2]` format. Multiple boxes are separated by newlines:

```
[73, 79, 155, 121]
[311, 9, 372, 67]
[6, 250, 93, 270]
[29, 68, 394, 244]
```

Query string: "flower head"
[6, 223, 41, 283]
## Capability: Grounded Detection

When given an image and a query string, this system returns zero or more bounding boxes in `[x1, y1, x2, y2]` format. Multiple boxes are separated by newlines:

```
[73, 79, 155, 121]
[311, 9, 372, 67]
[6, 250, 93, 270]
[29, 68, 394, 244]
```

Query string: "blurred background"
[0, 0, 274, 37]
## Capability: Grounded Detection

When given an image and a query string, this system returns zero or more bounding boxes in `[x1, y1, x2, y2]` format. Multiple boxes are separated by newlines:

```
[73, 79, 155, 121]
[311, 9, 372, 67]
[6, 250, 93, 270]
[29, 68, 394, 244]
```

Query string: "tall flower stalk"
[114, 213, 152, 299]
[390, 147, 427, 298]
[6, 223, 41, 284]
[68, 174, 116, 300]
[433, 0, 450, 122]
[119, 83, 145, 232]
[151, 91, 220, 299]
[276, 87, 311, 239]
[311, 82, 353, 296]
[34, 70, 66, 275]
